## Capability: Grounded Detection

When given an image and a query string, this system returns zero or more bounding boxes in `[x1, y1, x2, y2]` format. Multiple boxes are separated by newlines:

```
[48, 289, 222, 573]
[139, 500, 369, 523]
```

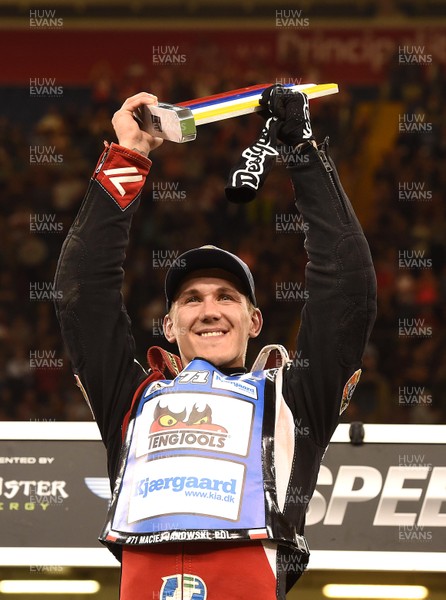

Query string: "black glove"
[259, 84, 314, 146]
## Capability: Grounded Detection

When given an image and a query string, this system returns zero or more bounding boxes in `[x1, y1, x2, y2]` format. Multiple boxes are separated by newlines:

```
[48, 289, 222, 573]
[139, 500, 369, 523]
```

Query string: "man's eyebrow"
[177, 285, 241, 298]
[177, 287, 201, 298]
[217, 286, 241, 295]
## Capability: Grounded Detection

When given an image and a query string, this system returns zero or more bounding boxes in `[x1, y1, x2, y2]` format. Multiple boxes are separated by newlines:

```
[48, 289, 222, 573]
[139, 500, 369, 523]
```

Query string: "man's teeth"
[200, 331, 225, 337]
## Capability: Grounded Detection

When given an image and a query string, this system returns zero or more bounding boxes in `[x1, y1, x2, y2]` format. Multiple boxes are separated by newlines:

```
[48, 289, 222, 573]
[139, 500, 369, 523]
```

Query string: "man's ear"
[163, 313, 176, 343]
[249, 308, 263, 339]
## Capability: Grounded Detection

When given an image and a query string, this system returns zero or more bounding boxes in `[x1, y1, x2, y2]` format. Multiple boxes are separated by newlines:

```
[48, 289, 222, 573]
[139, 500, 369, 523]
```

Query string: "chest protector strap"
[121, 347, 182, 441]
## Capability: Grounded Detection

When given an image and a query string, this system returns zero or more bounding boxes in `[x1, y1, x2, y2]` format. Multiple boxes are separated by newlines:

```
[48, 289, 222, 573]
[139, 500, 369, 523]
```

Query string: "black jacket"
[54, 139, 376, 594]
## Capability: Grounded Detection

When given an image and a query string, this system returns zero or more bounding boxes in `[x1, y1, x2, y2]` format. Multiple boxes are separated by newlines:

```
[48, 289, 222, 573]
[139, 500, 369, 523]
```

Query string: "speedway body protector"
[134, 82, 339, 143]
[100, 356, 309, 559]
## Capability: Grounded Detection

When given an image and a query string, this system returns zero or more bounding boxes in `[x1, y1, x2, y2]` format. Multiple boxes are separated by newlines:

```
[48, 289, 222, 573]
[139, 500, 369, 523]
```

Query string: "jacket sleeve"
[282, 138, 377, 447]
[54, 143, 152, 479]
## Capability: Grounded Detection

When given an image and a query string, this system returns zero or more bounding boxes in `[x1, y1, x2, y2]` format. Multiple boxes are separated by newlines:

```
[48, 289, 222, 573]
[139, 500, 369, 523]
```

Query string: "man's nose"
[199, 298, 222, 320]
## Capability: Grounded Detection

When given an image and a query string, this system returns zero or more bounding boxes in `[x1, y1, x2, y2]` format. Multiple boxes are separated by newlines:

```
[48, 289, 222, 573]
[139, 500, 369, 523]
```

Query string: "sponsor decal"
[150, 401, 226, 433]
[0, 478, 68, 511]
[160, 574, 207, 600]
[103, 166, 143, 197]
[0, 479, 67, 500]
[129, 456, 244, 523]
[134, 475, 237, 498]
[151, 114, 162, 132]
[96, 159, 148, 210]
[307, 465, 446, 527]
[0, 457, 54, 465]
[123, 529, 232, 544]
[144, 380, 174, 396]
[211, 371, 258, 400]
[147, 428, 228, 452]
[136, 392, 253, 458]
[147, 400, 229, 452]
[229, 117, 278, 192]
[340, 369, 361, 414]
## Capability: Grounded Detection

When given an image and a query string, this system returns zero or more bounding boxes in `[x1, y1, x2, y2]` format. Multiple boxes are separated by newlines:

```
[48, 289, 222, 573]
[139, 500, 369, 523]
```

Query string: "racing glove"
[259, 84, 314, 146]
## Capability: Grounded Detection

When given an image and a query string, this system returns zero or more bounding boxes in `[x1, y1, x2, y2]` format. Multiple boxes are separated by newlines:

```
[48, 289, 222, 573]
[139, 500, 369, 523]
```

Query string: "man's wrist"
[116, 140, 150, 158]
[108, 142, 152, 166]
[131, 146, 150, 158]
[118, 142, 150, 158]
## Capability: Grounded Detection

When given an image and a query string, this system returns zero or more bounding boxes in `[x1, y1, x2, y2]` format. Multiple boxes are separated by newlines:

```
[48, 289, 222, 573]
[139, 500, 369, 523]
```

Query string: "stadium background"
[0, 0, 445, 598]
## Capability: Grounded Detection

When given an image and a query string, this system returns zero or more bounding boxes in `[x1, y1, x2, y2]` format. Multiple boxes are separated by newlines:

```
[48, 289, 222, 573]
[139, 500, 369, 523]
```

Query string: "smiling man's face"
[163, 271, 263, 369]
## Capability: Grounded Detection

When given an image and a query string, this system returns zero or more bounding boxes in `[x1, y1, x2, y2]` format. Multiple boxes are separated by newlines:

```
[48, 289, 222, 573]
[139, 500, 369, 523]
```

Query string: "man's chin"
[189, 349, 240, 369]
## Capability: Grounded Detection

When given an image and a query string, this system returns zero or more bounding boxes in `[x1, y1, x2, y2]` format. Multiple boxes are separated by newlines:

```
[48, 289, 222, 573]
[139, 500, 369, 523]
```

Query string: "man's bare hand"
[112, 92, 164, 157]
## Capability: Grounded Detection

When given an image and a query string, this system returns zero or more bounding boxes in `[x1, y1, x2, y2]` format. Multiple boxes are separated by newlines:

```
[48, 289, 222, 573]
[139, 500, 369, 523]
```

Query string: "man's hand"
[259, 85, 315, 147]
[112, 92, 164, 157]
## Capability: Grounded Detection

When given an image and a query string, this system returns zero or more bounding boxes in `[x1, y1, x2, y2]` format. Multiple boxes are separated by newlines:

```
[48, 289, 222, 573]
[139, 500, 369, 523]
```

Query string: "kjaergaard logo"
[134, 475, 237, 499]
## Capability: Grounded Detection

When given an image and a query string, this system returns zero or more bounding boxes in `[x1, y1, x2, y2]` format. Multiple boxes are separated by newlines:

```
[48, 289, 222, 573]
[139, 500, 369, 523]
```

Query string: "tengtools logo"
[147, 402, 229, 453]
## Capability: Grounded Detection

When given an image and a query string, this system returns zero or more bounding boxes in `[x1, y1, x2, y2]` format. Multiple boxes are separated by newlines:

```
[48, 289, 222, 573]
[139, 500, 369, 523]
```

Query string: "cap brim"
[165, 247, 256, 310]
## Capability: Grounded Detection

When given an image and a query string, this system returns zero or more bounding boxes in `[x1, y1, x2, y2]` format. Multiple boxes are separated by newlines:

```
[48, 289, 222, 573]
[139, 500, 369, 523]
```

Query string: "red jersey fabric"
[121, 541, 277, 599]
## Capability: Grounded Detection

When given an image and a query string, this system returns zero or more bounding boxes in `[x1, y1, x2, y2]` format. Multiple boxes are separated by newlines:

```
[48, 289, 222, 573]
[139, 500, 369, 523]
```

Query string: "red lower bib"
[120, 540, 277, 599]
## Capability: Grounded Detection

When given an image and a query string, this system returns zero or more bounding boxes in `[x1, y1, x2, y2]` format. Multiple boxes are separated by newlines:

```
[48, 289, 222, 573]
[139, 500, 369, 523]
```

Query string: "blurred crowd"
[0, 56, 445, 425]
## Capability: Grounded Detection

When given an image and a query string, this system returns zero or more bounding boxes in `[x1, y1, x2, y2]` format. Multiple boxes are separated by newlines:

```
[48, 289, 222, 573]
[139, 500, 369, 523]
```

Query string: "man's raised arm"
[261, 88, 377, 447]
[54, 93, 163, 477]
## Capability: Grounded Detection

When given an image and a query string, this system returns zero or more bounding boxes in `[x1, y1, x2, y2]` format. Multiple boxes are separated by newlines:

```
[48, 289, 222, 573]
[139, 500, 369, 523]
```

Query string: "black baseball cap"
[165, 245, 256, 310]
